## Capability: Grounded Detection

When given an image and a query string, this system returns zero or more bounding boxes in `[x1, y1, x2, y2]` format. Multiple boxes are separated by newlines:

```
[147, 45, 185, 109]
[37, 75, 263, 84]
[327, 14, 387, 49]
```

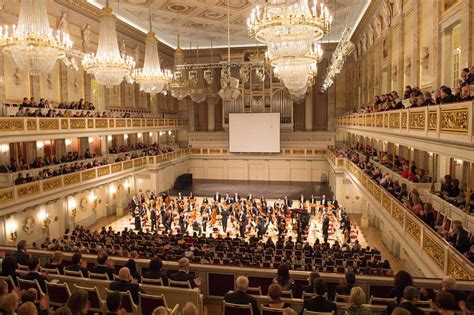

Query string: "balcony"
[0, 149, 190, 212]
[336, 102, 474, 152]
[334, 155, 473, 280]
[0, 117, 188, 140]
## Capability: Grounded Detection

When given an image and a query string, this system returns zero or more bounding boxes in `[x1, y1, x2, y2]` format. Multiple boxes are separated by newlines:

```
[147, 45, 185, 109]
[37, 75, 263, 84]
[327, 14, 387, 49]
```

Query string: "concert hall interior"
[0, 0, 472, 315]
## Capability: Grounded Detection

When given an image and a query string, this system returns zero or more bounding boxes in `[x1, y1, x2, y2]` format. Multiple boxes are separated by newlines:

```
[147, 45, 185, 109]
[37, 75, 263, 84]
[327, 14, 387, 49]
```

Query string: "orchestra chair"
[261, 305, 286, 315]
[139, 292, 179, 315]
[141, 277, 164, 286]
[106, 289, 138, 314]
[0, 275, 16, 292]
[41, 267, 60, 275]
[246, 286, 263, 296]
[89, 272, 110, 280]
[334, 293, 350, 303]
[169, 280, 191, 289]
[74, 285, 106, 314]
[46, 281, 71, 307]
[368, 296, 397, 305]
[303, 311, 334, 315]
[17, 278, 44, 302]
[64, 270, 84, 278]
[223, 301, 253, 315]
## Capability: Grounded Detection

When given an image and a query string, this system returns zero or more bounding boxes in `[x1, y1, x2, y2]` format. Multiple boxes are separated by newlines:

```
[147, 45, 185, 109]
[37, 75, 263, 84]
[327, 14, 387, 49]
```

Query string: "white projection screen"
[229, 113, 280, 153]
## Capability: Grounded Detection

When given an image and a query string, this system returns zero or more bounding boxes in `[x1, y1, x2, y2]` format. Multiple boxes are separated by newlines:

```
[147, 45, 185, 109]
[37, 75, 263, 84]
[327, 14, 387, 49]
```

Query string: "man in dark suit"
[335, 272, 356, 296]
[109, 267, 144, 305]
[224, 276, 259, 315]
[91, 252, 115, 280]
[301, 279, 337, 315]
[12, 240, 30, 267]
[65, 253, 89, 278]
[300, 271, 320, 295]
[322, 215, 330, 243]
[150, 207, 158, 231]
[22, 257, 48, 293]
[386, 286, 424, 315]
[214, 192, 221, 202]
[221, 208, 229, 233]
[142, 257, 168, 286]
[170, 257, 201, 289]
[447, 221, 470, 254]
[239, 210, 247, 237]
[321, 194, 328, 208]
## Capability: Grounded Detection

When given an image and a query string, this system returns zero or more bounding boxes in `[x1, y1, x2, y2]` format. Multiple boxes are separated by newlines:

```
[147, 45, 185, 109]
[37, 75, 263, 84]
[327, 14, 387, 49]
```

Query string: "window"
[451, 24, 461, 87]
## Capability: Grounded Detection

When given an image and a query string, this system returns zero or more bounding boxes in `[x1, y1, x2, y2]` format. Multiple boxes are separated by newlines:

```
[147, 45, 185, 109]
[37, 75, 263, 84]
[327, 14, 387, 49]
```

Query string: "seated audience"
[44, 251, 64, 274]
[336, 271, 356, 295]
[386, 286, 424, 315]
[22, 257, 48, 293]
[300, 271, 320, 295]
[274, 263, 294, 291]
[66, 290, 89, 315]
[169, 257, 200, 289]
[91, 252, 115, 280]
[181, 302, 199, 315]
[264, 283, 292, 309]
[0, 256, 20, 285]
[12, 240, 30, 267]
[346, 286, 372, 315]
[142, 257, 168, 286]
[446, 221, 470, 254]
[64, 253, 89, 278]
[106, 290, 125, 315]
[301, 279, 337, 315]
[388, 271, 414, 303]
[109, 267, 144, 305]
[224, 276, 259, 315]
[431, 291, 456, 315]
[0, 293, 19, 315]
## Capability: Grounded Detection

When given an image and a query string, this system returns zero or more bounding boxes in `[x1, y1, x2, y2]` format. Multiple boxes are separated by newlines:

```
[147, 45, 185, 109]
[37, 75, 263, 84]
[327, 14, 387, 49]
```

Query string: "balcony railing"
[0, 117, 188, 137]
[331, 154, 473, 280]
[0, 149, 190, 210]
[335, 101, 474, 145]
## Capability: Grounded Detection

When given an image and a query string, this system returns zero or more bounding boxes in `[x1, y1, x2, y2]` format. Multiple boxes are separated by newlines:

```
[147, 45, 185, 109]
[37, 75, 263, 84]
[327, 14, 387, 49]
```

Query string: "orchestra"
[128, 191, 351, 244]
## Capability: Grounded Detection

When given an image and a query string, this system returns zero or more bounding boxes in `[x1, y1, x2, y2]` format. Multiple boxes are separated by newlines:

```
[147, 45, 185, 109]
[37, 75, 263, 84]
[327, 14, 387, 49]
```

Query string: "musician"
[150, 206, 158, 231]
[322, 214, 330, 243]
[257, 215, 266, 238]
[133, 206, 142, 231]
[202, 196, 209, 205]
[224, 193, 230, 205]
[310, 194, 317, 216]
[299, 194, 305, 205]
[131, 196, 139, 211]
[202, 213, 208, 235]
[188, 192, 194, 201]
[177, 192, 183, 201]
[213, 192, 221, 202]
[162, 210, 170, 234]
[233, 192, 240, 203]
[239, 210, 247, 237]
[179, 213, 186, 233]
[332, 196, 339, 209]
[321, 194, 329, 208]
[283, 196, 292, 207]
[246, 193, 253, 201]
[221, 208, 229, 233]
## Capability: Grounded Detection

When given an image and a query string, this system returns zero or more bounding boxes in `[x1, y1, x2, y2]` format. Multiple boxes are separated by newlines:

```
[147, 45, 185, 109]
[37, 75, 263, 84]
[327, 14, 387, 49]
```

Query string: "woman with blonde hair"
[345, 287, 372, 315]
[0, 293, 19, 315]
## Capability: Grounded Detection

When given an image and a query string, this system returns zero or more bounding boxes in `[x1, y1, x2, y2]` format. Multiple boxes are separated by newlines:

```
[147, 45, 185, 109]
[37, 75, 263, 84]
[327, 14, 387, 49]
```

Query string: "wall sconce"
[69, 198, 77, 217]
[38, 209, 51, 231]
[124, 181, 131, 194]
[149, 132, 153, 137]
[107, 135, 113, 142]
[428, 152, 433, 157]
[159, 131, 164, 136]
[65, 138, 72, 146]
[6, 221, 17, 241]
[0, 144, 9, 154]
[124, 134, 128, 140]
[89, 192, 99, 210]
[36, 141, 44, 150]
[168, 130, 172, 136]
[88, 137, 94, 144]
[109, 185, 117, 201]
[137, 133, 142, 139]
[454, 159, 462, 167]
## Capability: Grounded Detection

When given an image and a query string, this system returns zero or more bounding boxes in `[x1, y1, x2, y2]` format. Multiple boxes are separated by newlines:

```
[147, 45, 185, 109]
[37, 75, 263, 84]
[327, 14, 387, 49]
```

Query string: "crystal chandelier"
[0, 0, 73, 75]
[189, 41, 207, 103]
[321, 27, 354, 92]
[169, 17, 191, 100]
[248, 0, 331, 96]
[132, 6, 172, 94]
[82, 0, 135, 88]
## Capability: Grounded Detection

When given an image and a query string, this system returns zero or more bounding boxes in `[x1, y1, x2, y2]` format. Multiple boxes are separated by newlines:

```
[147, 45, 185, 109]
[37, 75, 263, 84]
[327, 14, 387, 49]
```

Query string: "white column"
[305, 89, 313, 131]
[438, 154, 451, 181]
[208, 101, 216, 132]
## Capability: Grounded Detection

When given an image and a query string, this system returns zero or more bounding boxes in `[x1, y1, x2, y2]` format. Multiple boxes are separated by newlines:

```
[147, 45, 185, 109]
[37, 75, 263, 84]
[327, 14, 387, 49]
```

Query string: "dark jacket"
[92, 265, 115, 280]
[169, 271, 197, 288]
[142, 271, 169, 286]
[386, 301, 424, 315]
[65, 264, 89, 278]
[12, 250, 30, 266]
[336, 284, 355, 296]
[109, 280, 144, 305]
[224, 290, 259, 315]
[301, 296, 337, 315]
[22, 271, 48, 293]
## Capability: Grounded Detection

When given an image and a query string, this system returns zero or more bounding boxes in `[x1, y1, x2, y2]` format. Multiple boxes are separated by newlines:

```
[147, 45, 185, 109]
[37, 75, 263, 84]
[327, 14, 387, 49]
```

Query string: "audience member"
[66, 290, 89, 315]
[64, 253, 89, 278]
[106, 291, 125, 315]
[224, 276, 259, 315]
[336, 271, 357, 295]
[91, 252, 115, 280]
[386, 286, 424, 315]
[109, 267, 144, 305]
[346, 286, 372, 315]
[264, 283, 292, 309]
[0, 256, 20, 285]
[300, 271, 320, 295]
[388, 271, 413, 303]
[169, 258, 200, 289]
[274, 263, 294, 291]
[301, 279, 337, 315]
[16, 302, 37, 315]
[0, 293, 19, 315]
[12, 240, 30, 266]
[22, 257, 48, 293]
[181, 302, 199, 315]
[143, 257, 168, 286]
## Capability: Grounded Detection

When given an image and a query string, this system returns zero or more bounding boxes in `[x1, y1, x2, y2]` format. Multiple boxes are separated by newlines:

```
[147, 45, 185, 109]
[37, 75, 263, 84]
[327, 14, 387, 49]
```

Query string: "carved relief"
[428, 111, 437, 130]
[389, 113, 400, 128]
[423, 233, 445, 267]
[409, 112, 425, 129]
[22, 216, 35, 235]
[47, 74, 53, 90]
[0, 119, 24, 131]
[81, 169, 96, 181]
[70, 119, 86, 129]
[447, 252, 474, 280]
[392, 65, 398, 81]
[42, 178, 62, 191]
[404, 57, 411, 76]
[0, 189, 14, 205]
[63, 174, 80, 186]
[401, 113, 407, 128]
[26, 119, 37, 130]
[382, 0, 392, 29]
[421, 47, 430, 70]
[405, 215, 421, 243]
[17, 183, 40, 198]
[95, 119, 108, 128]
[14, 68, 21, 86]
[382, 194, 391, 212]
[392, 204, 405, 226]
[58, 12, 69, 34]
[374, 17, 382, 39]
[82, 24, 91, 52]
[123, 161, 133, 169]
[39, 119, 59, 130]
[376, 114, 383, 127]
[440, 109, 468, 132]
[111, 164, 123, 173]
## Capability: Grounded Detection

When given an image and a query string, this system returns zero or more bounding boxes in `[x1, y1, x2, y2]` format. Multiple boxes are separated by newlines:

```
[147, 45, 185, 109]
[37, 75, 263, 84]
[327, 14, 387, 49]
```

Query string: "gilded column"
[305, 87, 313, 131]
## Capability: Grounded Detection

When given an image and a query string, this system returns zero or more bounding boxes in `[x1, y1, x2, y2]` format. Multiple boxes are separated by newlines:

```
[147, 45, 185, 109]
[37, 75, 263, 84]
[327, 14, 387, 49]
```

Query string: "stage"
[169, 179, 332, 200]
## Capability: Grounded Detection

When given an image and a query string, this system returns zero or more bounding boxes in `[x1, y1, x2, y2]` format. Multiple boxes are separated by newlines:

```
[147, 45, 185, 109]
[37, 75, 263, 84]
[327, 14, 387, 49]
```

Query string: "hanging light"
[82, 0, 135, 88]
[0, 0, 73, 75]
[169, 14, 191, 100]
[132, 5, 172, 94]
[189, 40, 207, 103]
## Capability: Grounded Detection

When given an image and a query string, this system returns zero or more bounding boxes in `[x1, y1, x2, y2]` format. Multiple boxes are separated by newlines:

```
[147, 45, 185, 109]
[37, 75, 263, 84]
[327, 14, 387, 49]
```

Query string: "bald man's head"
[235, 276, 249, 291]
[119, 267, 130, 280]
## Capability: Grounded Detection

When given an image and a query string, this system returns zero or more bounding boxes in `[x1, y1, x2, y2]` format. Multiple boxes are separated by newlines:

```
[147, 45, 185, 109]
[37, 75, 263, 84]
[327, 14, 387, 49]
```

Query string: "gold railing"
[0, 149, 190, 210]
[335, 101, 474, 144]
[189, 148, 327, 156]
[0, 117, 188, 136]
[335, 155, 473, 280]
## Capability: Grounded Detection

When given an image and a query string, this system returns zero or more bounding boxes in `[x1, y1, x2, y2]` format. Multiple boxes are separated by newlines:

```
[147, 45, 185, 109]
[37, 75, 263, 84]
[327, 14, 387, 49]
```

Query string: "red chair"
[45, 281, 71, 307]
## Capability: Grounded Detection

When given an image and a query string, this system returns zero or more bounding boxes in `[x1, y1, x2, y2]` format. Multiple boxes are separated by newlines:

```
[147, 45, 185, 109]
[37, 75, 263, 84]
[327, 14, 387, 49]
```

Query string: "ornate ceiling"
[86, 0, 369, 49]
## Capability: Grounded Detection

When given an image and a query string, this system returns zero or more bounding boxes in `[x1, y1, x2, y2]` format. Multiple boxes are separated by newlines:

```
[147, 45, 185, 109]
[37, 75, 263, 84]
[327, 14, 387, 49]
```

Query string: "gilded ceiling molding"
[351, 0, 383, 42]
[54, 0, 175, 57]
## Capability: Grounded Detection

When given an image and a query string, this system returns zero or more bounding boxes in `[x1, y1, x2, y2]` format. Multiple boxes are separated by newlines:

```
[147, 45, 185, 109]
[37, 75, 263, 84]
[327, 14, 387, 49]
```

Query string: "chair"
[261, 305, 286, 315]
[169, 280, 191, 289]
[335, 294, 350, 303]
[17, 278, 44, 296]
[141, 277, 164, 286]
[369, 296, 397, 305]
[281, 290, 293, 298]
[223, 301, 253, 315]
[303, 311, 334, 315]
[302, 292, 314, 299]
[41, 267, 60, 275]
[139, 292, 179, 315]
[74, 285, 105, 314]
[64, 269, 84, 278]
[246, 286, 262, 296]
[45, 281, 71, 307]
[0, 275, 16, 292]
[17, 264, 29, 271]
[106, 289, 138, 314]
[89, 272, 110, 280]
[417, 299, 432, 309]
